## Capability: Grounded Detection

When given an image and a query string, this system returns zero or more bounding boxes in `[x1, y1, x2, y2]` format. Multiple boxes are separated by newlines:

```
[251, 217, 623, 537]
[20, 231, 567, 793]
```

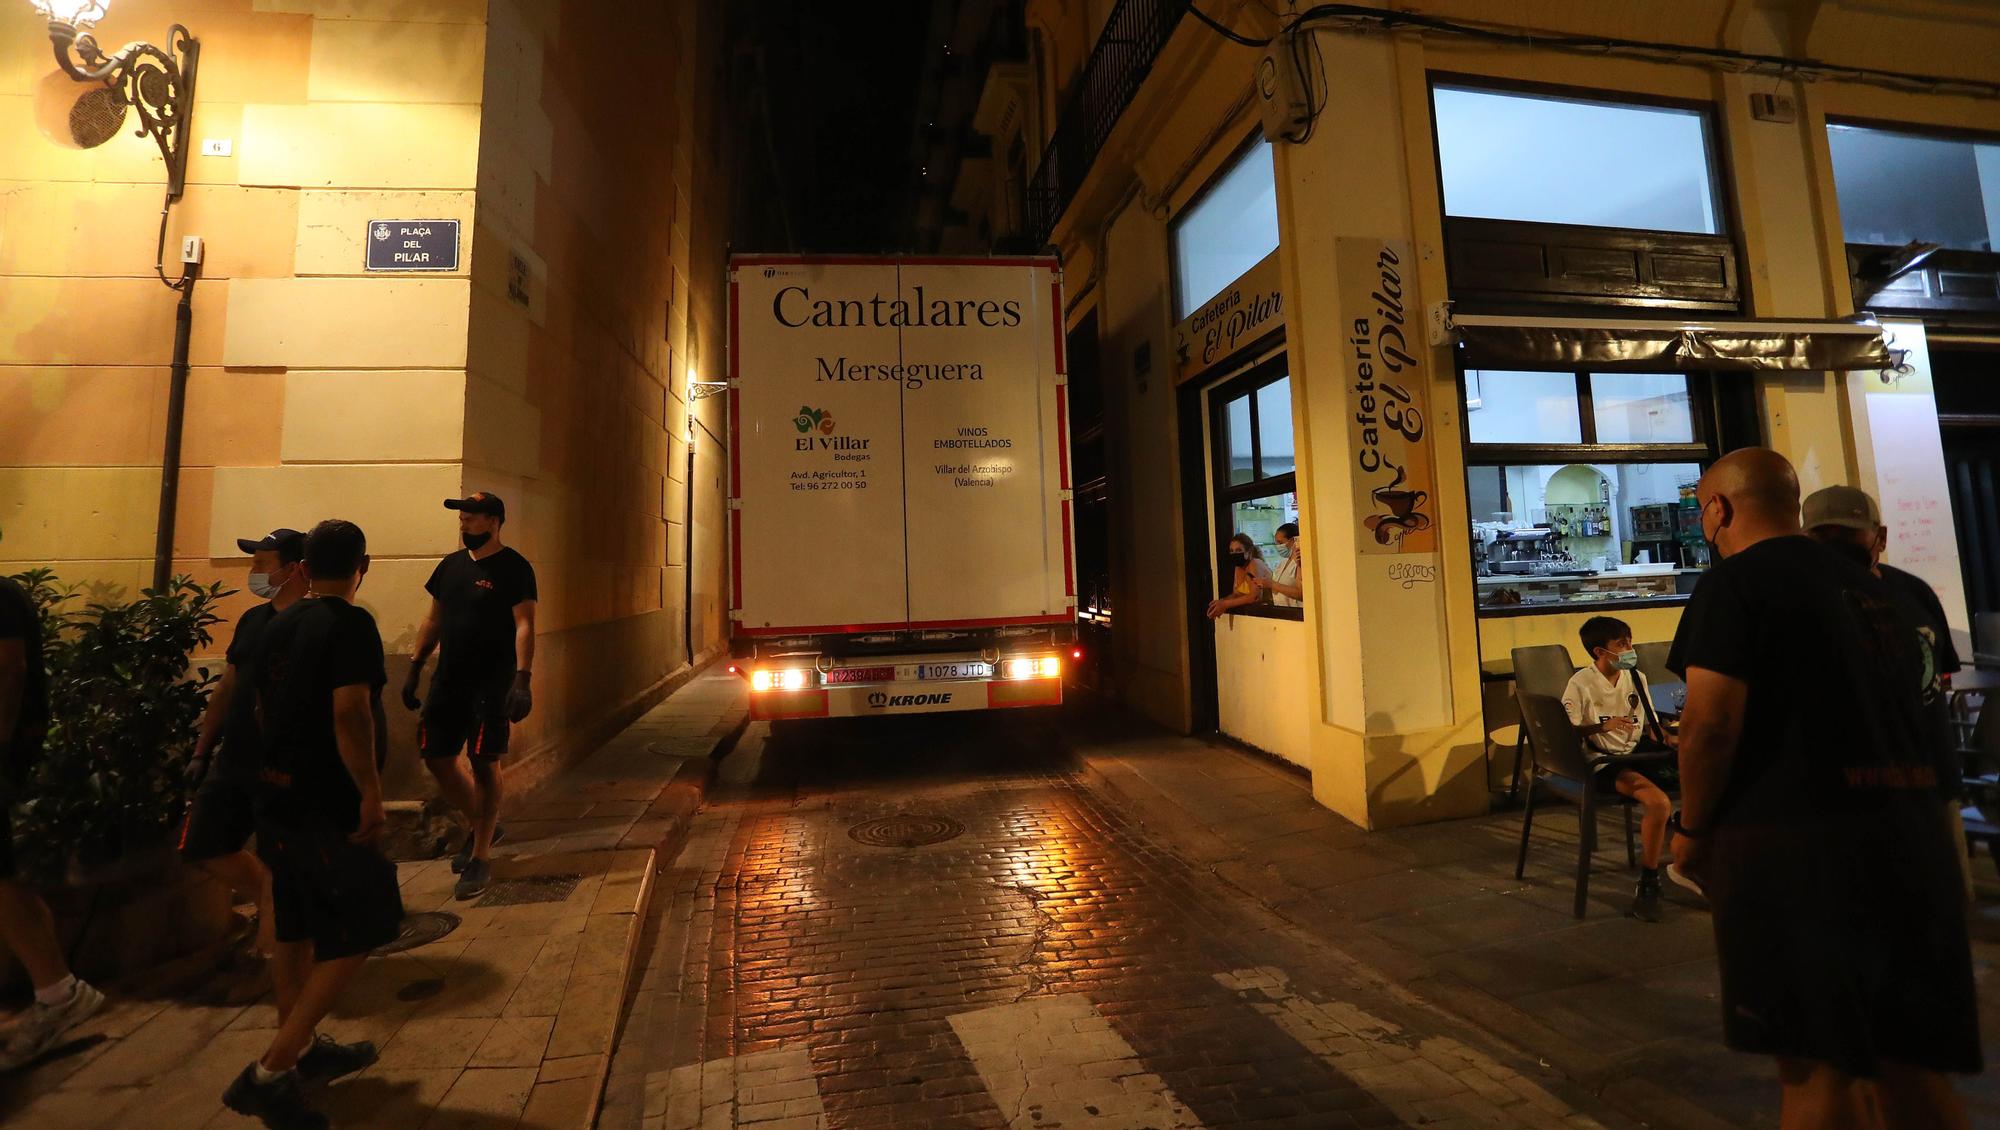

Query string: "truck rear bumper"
[750, 676, 1062, 721]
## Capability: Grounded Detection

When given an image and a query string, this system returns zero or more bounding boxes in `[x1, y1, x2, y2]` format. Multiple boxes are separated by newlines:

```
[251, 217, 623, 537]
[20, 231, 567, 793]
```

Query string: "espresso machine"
[1484, 528, 1554, 575]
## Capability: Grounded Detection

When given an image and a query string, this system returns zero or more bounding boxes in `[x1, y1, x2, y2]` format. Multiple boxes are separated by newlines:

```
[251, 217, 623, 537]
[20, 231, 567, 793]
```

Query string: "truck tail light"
[1001, 656, 1061, 681]
[750, 669, 812, 692]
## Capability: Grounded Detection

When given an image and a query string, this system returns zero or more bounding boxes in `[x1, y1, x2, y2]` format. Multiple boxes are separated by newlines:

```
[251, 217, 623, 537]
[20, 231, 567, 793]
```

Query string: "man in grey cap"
[1803, 484, 1970, 898]
[402, 492, 537, 901]
[183, 528, 310, 959]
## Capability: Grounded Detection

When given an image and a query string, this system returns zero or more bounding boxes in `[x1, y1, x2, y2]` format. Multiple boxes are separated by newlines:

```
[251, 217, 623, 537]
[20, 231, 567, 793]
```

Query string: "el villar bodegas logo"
[793, 406, 837, 435]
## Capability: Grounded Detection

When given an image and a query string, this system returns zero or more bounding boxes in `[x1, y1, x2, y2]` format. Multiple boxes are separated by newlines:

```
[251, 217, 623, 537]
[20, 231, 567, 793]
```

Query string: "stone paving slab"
[0, 668, 746, 1130]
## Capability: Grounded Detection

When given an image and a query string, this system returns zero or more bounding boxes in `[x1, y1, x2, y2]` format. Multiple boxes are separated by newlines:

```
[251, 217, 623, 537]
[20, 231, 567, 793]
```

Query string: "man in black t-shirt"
[403, 492, 537, 901]
[0, 568, 105, 1070]
[1669, 450, 1979, 1127]
[181, 528, 308, 958]
[223, 521, 400, 1129]
[1802, 485, 1975, 897]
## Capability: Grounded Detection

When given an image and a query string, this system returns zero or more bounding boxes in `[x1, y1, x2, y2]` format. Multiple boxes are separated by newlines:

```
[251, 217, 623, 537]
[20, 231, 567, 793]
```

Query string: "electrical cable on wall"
[1190, 0, 2000, 144]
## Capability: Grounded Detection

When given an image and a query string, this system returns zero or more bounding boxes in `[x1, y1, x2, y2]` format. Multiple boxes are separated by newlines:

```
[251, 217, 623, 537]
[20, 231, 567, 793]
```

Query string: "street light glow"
[29, 0, 107, 27]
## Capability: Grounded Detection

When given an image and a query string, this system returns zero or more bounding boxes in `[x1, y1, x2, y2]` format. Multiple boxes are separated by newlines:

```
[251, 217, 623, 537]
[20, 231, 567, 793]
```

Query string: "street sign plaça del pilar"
[365, 219, 460, 272]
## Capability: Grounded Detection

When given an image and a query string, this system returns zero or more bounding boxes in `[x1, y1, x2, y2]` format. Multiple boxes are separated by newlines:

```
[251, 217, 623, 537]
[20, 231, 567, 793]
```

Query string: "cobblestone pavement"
[599, 712, 1634, 1130]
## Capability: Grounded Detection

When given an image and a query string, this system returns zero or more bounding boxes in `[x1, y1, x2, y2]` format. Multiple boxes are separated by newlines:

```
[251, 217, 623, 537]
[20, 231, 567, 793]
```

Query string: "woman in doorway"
[1206, 533, 1271, 619]
[1256, 522, 1303, 608]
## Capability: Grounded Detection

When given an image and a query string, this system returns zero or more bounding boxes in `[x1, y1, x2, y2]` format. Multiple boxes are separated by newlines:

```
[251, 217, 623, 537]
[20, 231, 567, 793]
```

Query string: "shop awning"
[1451, 313, 1890, 372]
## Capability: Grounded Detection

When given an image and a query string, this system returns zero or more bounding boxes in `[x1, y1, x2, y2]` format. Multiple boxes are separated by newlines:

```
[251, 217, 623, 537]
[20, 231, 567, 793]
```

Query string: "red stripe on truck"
[736, 613, 1075, 638]
[733, 254, 1061, 268]
[1056, 386, 1071, 491]
[1061, 500, 1074, 597]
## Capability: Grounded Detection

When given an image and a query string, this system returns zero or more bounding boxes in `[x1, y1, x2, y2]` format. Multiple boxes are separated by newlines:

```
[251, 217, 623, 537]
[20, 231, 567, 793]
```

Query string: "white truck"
[727, 254, 1077, 721]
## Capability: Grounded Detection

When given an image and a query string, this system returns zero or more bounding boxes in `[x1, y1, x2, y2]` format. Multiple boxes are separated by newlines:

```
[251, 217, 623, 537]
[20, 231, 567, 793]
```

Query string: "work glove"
[505, 670, 533, 723]
[401, 662, 425, 712]
[184, 752, 210, 789]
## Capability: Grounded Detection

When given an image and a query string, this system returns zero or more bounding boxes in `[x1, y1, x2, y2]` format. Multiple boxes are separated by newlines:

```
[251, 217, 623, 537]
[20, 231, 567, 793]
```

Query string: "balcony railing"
[1024, 0, 1186, 245]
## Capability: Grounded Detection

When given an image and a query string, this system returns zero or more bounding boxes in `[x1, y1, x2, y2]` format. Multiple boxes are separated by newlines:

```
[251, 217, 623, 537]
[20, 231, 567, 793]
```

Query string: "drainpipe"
[152, 268, 198, 593]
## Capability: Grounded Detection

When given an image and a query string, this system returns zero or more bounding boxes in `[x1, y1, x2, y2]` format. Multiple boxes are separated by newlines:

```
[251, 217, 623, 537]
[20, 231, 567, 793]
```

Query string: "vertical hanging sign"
[1337, 237, 1436, 555]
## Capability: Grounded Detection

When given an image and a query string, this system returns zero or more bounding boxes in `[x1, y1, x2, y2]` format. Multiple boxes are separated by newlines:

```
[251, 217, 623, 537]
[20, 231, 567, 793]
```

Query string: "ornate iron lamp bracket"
[47, 19, 199, 199]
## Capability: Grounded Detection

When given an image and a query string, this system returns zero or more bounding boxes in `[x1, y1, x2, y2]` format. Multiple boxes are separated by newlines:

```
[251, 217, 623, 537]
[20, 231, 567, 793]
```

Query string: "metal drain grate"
[373, 911, 461, 955]
[848, 814, 965, 848]
[475, 873, 583, 908]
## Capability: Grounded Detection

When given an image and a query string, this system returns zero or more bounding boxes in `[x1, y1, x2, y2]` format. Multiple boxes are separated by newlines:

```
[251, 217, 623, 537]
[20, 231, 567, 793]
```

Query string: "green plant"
[7, 569, 227, 883]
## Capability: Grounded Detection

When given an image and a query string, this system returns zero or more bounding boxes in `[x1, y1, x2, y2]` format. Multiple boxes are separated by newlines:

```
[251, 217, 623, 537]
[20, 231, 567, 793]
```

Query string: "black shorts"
[419, 676, 510, 762]
[1708, 821, 1983, 1077]
[257, 818, 404, 961]
[179, 773, 257, 862]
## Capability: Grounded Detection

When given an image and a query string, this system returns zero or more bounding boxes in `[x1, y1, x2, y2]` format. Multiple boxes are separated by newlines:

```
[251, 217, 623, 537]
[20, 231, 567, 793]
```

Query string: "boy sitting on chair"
[1561, 615, 1677, 922]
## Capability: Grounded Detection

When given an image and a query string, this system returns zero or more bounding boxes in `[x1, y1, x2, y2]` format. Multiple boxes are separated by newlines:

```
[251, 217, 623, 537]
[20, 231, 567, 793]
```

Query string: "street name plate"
[365, 219, 460, 272]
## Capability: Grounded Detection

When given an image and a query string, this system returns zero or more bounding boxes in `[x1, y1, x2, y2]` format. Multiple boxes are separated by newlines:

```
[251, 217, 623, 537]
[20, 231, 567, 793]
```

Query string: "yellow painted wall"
[1, 0, 480, 693]
[460, 0, 732, 791]
[1214, 615, 1312, 768]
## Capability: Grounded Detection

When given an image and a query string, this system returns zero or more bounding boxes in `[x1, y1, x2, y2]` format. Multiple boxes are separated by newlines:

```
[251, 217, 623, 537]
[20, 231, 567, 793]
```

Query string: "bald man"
[1667, 448, 1979, 1128]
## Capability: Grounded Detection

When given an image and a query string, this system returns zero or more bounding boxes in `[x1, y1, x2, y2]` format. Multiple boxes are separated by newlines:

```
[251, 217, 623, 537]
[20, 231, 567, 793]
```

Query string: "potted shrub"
[2, 569, 239, 986]
[7, 569, 226, 882]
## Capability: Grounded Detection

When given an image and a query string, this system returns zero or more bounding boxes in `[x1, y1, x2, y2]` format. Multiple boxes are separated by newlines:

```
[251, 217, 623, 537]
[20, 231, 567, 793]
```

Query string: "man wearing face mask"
[402, 492, 537, 901]
[182, 528, 308, 958]
[1668, 449, 1979, 1128]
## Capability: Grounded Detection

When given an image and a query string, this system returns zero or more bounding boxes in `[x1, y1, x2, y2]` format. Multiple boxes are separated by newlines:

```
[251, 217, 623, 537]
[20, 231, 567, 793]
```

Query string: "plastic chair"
[1507, 645, 1577, 801]
[1634, 641, 1674, 689]
[1513, 693, 1673, 918]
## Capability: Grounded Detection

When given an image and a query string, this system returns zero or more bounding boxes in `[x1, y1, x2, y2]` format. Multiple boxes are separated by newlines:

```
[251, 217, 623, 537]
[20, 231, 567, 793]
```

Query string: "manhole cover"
[373, 911, 461, 955]
[848, 814, 964, 848]
[476, 873, 583, 908]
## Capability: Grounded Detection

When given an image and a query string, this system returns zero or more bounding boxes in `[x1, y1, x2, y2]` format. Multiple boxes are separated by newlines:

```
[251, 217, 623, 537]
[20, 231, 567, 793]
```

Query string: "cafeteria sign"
[1174, 251, 1283, 384]
[365, 219, 460, 272]
[1338, 237, 1436, 555]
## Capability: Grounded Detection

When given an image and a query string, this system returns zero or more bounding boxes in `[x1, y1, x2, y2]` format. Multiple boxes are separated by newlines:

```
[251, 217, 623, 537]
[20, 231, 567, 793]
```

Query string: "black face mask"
[1229, 550, 1249, 565]
[1823, 539, 1872, 569]
[463, 531, 492, 551]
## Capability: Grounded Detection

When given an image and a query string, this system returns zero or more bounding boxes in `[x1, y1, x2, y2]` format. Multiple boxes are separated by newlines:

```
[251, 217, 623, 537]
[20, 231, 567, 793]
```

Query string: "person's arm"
[333, 683, 385, 843]
[506, 600, 537, 722]
[0, 636, 22, 768]
[187, 663, 238, 784]
[402, 598, 444, 710]
[1670, 665, 1749, 870]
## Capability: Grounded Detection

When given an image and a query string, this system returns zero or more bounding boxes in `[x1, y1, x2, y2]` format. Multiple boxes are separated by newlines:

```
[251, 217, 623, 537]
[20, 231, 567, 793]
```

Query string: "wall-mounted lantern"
[33, 0, 199, 199]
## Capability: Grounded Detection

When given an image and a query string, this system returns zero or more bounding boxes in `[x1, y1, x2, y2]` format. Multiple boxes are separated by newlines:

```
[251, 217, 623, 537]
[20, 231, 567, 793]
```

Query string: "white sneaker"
[0, 980, 105, 1070]
[1666, 863, 1707, 901]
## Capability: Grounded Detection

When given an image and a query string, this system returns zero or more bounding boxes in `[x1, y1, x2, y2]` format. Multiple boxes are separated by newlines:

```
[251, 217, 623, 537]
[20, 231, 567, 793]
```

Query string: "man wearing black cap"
[183, 528, 308, 958]
[224, 519, 398, 1127]
[403, 491, 536, 901]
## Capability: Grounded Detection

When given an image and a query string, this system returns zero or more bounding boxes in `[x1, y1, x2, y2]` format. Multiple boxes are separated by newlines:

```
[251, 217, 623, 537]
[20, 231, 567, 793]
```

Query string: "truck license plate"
[918, 662, 992, 680]
[823, 666, 895, 685]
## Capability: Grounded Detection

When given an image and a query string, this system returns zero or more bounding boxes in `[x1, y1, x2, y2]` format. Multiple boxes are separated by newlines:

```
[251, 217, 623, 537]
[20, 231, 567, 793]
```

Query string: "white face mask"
[248, 570, 283, 599]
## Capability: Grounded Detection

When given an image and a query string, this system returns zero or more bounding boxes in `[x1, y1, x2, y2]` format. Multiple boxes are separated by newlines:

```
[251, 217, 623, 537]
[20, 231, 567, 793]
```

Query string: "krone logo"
[866, 692, 888, 708]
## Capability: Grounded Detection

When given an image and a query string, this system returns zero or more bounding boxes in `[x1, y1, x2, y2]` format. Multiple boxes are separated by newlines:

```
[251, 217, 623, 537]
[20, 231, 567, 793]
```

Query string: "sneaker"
[222, 1063, 329, 1130]
[449, 824, 505, 874]
[454, 856, 492, 901]
[296, 1033, 378, 1085]
[0, 979, 105, 1070]
[1630, 871, 1663, 923]
[1666, 862, 1707, 900]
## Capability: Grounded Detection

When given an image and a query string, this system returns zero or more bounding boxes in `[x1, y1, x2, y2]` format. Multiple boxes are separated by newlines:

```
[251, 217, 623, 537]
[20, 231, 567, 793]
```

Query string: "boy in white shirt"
[1560, 615, 1677, 921]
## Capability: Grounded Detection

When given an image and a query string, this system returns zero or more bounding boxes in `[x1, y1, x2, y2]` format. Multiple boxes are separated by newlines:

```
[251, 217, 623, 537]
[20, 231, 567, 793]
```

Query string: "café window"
[1463, 368, 1717, 615]
[1431, 84, 1722, 234]
[1208, 355, 1300, 619]
[1172, 136, 1279, 319]
[1827, 123, 2000, 253]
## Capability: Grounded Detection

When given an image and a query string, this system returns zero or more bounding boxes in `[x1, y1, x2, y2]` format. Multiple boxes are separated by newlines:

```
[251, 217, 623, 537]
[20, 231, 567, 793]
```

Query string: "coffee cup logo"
[1364, 484, 1432, 545]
